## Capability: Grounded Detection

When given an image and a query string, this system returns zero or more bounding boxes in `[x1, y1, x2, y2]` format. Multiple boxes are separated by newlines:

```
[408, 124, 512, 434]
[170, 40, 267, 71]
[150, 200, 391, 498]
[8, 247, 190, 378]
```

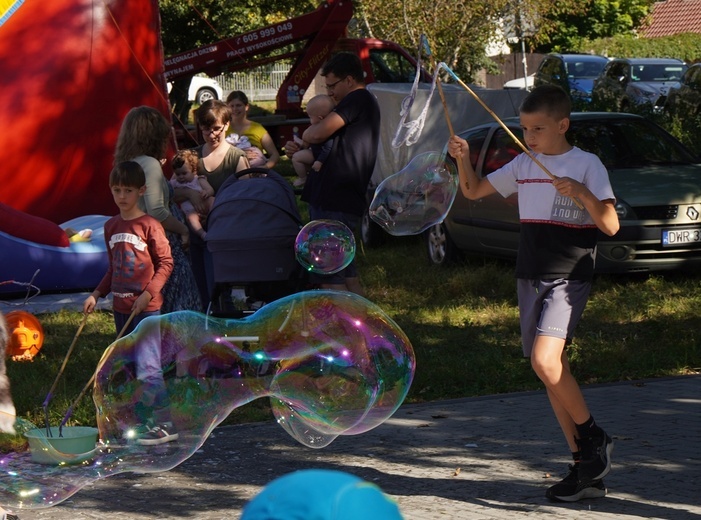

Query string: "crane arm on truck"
[164, 0, 354, 116]
[164, 0, 427, 149]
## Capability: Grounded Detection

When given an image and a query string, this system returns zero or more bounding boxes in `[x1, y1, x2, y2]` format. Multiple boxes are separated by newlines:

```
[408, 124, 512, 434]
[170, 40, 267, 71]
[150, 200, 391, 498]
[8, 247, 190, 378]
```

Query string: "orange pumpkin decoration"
[5, 310, 44, 360]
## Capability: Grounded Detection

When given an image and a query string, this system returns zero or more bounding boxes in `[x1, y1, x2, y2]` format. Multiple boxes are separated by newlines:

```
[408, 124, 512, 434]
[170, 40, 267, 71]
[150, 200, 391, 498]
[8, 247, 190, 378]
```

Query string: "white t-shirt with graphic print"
[487, 146, 615, 279]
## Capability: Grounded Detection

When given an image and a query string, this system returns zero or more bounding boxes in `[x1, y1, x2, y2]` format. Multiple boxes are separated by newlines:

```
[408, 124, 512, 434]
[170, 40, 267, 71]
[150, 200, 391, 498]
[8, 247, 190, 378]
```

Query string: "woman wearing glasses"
[193, 100, 250, 194]
[183, 100, 250, 306]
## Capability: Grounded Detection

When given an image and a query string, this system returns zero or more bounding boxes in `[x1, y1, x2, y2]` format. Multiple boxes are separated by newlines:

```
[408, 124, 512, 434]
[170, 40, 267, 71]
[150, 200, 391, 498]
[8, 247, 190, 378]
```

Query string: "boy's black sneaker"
[546, 464, 607, 502]
[577, 432, 614, 483]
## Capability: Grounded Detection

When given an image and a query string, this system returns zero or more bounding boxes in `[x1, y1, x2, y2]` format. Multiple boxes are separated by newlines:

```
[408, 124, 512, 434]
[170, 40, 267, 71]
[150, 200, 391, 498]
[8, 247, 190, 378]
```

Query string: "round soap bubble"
[0, 290, 414, 510]
[294, 219, 356, 274]
[369, 151, 458, 236]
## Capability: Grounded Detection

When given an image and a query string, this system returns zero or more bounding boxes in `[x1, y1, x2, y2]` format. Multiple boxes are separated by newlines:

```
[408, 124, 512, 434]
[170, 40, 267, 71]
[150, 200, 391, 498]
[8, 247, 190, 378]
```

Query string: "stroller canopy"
[207, 168, 302, 283]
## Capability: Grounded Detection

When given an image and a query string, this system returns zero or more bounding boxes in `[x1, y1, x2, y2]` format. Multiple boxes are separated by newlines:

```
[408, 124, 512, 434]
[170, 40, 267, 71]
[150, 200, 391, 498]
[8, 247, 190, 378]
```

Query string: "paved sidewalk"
[10, 375, 700, 520]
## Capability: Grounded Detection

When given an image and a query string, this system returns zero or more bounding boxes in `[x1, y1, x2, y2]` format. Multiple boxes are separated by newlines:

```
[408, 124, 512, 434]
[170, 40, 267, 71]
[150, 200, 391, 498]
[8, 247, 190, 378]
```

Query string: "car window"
[570, 119, 696, 169]
[631, 64, 686, 82]
[542, 57, 562, 78]
[607, 62, 627, 79]
[463, 127, 490, 170]
[568, 124, 618, 168]
[369, 49, 417, 83]
[483, 128, 522, 175]
[567, 60, 605, 79]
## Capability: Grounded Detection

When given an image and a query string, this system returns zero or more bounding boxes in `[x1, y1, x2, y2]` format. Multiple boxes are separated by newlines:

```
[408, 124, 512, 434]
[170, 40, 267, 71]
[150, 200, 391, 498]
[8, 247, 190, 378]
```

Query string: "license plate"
[662, 228, 701, 246]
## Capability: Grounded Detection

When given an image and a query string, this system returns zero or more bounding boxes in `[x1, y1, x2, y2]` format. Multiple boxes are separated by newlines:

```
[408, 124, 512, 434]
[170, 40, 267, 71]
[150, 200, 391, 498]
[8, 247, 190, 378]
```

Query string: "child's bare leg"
[545, 354, 582, 452]
[534, 335, 613, 492]
[531, 335, 591, 446]
[292, 149, 314, 179]
[187, 213, 207, 240]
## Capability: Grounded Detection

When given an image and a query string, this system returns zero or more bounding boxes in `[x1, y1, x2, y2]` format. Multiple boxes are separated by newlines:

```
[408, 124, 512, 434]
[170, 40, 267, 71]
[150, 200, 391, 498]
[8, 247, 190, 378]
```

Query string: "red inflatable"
[0, 0, 174, 224]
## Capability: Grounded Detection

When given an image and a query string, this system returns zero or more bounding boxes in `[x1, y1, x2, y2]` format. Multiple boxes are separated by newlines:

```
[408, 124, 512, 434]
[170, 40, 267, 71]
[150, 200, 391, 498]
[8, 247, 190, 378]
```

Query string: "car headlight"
[614, 199, 636, 219]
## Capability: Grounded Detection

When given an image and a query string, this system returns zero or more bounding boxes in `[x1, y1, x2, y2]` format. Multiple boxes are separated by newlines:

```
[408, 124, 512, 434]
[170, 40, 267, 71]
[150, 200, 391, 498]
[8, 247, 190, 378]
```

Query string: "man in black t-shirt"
[285, 52, 381, 295]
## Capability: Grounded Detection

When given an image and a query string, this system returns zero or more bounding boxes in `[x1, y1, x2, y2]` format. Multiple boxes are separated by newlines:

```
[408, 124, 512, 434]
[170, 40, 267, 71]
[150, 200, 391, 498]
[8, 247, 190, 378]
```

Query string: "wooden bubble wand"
[439, 62, 583, 210]
[58, 308, 138, 434]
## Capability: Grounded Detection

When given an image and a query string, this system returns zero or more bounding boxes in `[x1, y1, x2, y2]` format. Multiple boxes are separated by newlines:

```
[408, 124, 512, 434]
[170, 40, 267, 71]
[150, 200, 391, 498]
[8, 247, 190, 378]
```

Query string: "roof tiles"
[641, 0, 701, 37]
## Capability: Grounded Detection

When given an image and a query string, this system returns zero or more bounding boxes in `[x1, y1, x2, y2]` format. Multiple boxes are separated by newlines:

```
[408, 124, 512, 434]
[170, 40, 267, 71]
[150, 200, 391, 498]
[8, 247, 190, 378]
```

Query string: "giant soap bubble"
[295, 220, 356, 274]
[0, 291, 414, 510]
[369, 151, 458, 236]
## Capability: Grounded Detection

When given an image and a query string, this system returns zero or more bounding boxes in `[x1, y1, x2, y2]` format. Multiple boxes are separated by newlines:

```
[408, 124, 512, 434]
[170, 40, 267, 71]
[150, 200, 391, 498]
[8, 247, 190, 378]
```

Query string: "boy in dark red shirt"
[84, 161, 175, 445]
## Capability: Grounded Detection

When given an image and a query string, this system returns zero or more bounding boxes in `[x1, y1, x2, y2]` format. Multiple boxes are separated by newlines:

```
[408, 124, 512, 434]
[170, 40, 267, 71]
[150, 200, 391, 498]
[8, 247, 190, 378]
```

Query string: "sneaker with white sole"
[136, 423, 179, 446]
[124, 422, 151, 441]
[546, 464, 607, 502]
[577, 432, 614, 483]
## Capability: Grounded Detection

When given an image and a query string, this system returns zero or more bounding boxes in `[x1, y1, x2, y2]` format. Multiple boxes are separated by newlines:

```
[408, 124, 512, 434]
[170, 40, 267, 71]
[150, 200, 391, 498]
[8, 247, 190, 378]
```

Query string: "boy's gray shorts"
[517, 278, 591, 358]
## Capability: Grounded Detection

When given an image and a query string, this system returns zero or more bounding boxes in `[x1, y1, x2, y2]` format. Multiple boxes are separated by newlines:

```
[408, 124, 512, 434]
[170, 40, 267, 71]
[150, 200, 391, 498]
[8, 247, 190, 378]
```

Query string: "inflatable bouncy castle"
[0, 0, 173, 224]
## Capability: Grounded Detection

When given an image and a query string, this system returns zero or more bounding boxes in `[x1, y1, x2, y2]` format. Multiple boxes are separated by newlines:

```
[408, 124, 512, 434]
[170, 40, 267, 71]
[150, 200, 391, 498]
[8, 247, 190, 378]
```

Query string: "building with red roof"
[641, 0, 701, 38]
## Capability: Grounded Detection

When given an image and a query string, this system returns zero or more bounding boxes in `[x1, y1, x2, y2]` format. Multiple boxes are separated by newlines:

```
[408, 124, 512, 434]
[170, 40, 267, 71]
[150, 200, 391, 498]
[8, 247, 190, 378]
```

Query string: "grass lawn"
[4, 230, 700, 435]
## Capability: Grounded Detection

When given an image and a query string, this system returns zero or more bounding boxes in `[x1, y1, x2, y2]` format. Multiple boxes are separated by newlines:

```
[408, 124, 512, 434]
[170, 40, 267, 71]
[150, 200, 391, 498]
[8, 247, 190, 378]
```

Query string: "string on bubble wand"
[390, 36, 467, 186]
[420, 36, 469, 188]
[391, 39, 438, 149]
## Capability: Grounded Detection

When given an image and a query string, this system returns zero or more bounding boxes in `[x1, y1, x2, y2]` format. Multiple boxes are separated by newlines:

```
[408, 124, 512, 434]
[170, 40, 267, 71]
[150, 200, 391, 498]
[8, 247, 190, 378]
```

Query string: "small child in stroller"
[206, 167, 307, 316]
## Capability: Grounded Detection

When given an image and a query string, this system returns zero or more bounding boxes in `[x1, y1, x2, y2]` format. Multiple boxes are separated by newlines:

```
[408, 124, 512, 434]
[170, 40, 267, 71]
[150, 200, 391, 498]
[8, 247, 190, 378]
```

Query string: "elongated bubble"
[369, 151, 458, 236]
[0, 291, 414, 510]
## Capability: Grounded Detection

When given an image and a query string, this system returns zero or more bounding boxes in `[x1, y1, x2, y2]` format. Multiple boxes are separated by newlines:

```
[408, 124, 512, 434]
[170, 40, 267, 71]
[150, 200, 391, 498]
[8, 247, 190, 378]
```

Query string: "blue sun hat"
[240, 469, 404, 520]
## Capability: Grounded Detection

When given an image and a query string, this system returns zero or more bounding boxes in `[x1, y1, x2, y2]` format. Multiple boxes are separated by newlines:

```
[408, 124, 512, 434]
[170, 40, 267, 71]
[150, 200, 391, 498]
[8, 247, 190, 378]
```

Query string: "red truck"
[164, 0, 428, 148]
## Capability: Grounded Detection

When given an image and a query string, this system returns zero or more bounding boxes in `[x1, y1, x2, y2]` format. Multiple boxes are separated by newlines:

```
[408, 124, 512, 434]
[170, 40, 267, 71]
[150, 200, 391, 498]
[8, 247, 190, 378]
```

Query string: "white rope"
[391, 47, 446, 148]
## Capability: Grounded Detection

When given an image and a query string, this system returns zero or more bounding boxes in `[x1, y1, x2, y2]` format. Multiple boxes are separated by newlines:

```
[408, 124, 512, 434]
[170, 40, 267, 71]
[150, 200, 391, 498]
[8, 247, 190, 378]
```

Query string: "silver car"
[425, 112, 701, 273]
[591, 58, 687, 112]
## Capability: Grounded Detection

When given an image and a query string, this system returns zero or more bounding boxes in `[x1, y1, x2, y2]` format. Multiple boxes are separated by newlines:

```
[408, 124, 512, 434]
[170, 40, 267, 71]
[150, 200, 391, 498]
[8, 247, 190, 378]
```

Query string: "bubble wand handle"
[59, 308, 137, 433]
[42, 312, 90, 436]
[441, 64, 584, 210]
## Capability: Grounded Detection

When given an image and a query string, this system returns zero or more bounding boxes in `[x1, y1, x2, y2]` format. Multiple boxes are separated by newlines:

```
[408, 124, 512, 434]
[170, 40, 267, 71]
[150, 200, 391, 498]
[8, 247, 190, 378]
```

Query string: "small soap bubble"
[0, 291, 414, 510]
[294, 220, 356, 274]
[369, 151, 458, 236]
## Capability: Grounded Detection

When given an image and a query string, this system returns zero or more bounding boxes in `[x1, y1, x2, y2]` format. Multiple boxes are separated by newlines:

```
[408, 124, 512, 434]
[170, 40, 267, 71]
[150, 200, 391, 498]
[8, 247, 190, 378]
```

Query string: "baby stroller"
[206, 167, 306, 317]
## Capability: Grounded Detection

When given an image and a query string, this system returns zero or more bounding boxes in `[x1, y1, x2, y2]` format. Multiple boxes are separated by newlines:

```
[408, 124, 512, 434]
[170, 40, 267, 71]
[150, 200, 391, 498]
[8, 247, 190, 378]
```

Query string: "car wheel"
[196, 88, 217, 105]
[425, 222, 458, 266]
[360, 207, 386, 247]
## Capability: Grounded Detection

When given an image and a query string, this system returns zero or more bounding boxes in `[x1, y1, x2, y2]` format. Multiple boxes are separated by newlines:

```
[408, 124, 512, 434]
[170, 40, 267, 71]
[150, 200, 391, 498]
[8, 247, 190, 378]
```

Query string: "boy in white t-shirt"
[448, 85, 620, 503]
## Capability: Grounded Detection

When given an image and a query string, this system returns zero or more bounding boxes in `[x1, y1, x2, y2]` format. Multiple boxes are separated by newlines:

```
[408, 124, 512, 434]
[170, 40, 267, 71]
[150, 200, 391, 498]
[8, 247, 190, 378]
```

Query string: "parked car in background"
[665, 63, 701, 119]
[168, 75, 224, 105]
[425, 112, 701, 274]
[533, 53, 609, 103]
[591, 58, 687, 112]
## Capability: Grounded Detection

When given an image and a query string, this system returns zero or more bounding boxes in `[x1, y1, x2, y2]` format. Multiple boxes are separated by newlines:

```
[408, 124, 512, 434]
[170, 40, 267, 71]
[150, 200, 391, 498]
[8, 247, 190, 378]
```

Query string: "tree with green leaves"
[159, 0, 315, 55]
[159, 0, 314, 120]
[352, 0, 511, 82]
[525, 0, 655, 53]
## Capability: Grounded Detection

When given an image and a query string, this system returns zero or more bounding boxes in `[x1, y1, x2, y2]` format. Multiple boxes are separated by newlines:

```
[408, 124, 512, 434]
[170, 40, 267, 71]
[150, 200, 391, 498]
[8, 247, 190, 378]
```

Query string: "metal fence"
[214, 62, 291, 102]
